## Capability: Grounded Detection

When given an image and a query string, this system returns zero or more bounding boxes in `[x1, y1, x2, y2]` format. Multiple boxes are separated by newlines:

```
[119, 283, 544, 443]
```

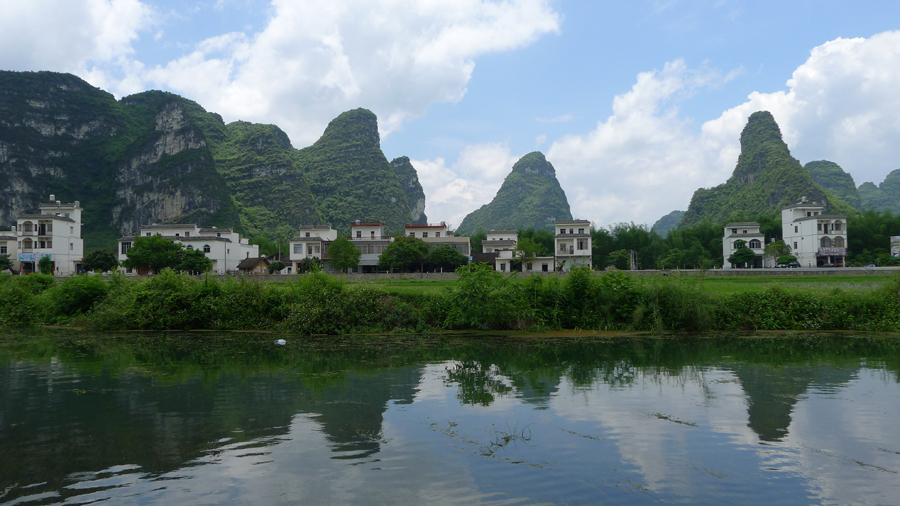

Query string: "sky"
[3, 0, 900, 230]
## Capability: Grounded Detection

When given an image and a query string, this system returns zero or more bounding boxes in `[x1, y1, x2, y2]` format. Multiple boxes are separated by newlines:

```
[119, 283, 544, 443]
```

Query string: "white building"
[480, 230, 555, 273]
[12, 195, 84, 275]
[289, 224, 338, 272]
[118, 224, 258, 274]
[722, 222, 768, 269]
[349, 221, 393, 273]
[405, 222, 471, 258]
[554, 220, 592, 271]
[0, 233, 18, 271]
[782, 198, 847, 267]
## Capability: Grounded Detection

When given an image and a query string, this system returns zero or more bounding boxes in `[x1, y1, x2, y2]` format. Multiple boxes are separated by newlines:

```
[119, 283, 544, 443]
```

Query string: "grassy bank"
[2, 266, 900, 334]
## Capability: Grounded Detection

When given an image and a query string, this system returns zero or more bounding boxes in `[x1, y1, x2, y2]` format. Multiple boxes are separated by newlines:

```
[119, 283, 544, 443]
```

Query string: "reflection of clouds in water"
[552, 367, 750, 497]
[786, 370, 900, 506]
[550, 365, 900, 506]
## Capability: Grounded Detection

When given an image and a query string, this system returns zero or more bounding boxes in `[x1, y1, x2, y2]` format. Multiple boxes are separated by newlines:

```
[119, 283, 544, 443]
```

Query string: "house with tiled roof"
[118, 223, 258, 274]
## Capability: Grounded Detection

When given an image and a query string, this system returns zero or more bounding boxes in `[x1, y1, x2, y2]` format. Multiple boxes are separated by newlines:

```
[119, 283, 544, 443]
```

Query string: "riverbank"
[2, 266, 899, 333]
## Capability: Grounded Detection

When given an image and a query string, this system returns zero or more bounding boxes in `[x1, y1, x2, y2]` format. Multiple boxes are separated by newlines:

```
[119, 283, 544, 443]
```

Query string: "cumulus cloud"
[138, 0, 561, 146]
[704, 31, 900, 185]
[0, 0, 154, 74]
[544, 31, 900, 228]
[412, 143, 520, 229]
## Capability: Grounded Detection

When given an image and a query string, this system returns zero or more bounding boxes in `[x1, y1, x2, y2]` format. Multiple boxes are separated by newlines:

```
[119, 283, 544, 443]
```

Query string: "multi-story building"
[482, 230, 518, 272]
[405, 222, 471, 257]
[0, 233, 18, 270]
[782, 198, 847, 267]
[722, 222, 768, 269]
[349, 221, 393, 273]
[289, 224, 338, 272]
[118, 224, 258, 274]
[554, 220, 592, 271]
[13, 195, 84, 274]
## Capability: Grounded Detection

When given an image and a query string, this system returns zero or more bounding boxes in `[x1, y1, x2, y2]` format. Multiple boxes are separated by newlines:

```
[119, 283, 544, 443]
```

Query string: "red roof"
[405, 224, 447, 229]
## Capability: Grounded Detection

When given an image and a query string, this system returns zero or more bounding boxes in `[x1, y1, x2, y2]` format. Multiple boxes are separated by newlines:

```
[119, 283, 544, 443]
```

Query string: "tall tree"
[427, 245, 468, 271]
[82, 250, 119, 273]
[328, 236, 361, 272]
[379, 236, 429, 272]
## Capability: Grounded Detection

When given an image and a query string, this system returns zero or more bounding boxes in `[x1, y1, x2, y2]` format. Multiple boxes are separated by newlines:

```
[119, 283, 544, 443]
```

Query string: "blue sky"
[4, 1, 900, 229]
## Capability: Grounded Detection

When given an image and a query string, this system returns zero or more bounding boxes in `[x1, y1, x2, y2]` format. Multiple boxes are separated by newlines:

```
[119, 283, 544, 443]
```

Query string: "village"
[1, 194, 850, 276]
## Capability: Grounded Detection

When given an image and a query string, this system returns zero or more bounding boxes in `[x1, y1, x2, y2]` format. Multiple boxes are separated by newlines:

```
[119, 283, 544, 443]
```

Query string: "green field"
[349, 273, 894, 297]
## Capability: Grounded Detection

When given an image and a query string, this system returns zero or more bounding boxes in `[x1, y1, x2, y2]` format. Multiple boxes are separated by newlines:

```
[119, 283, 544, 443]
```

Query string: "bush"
[42, 275, 110, 323]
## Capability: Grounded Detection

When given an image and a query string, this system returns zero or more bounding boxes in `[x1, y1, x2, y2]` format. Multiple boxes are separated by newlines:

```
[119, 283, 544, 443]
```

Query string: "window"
[186, 245, 193, 250]
[834, 222, 842, 231]
[559, 228, 565, 235]
[305, 232, 310, 238]
[795, 226, 798, 233]
[203, 245, 211, 253]
[0, 245, 6, 254]
[577, 239, 587, 250]
[294, 244, 301, 254]
[569, 229, 574, 234]
[24, 222, 33, 232]
[542, 263, 548, 272]
[817, 223, 822, 231]
[834, 236, 845, 247]
[794, 242, 798, 249]
[821, 237, 832, 248]
[314, 245, 320, 254]
[70, 226, 74, 234]
[185, 232, 190, 237]
[356, 231, 362, 238]
[807, 212, 811, 217]
[527, 263, 533, 271]
[422, 232, 428, 238]
[175, 233, 180, 237]
[814, 212, 818, 216]
[500, 262, 506, 272]
[732, 228, 737, 234]
[217, 233, 221, 237]
[578, 228, 585, 234]
[146, 233, 151, 237]
[743, 230, 747, 233]
[435, 232, 440, 238]
[409, 232, 415, 237]
[371, 231, 375, 239]
[749, 239, 761, 249]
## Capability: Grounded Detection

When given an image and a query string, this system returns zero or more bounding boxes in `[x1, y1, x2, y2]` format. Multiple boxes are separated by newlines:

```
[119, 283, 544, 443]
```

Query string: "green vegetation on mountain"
[681, 112, 856, 228]
[651, 210, 684, 236]
[804, 160, 861, 209]
[0, 72, 425, 249]
[858, 169, 900, 215]
[457, 152, 572, 234]
[391, 156, 428, 224]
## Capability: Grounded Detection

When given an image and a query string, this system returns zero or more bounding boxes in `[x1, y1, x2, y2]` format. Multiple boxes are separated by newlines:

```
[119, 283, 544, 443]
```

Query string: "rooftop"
[486, 230, 517, 235]
[405, 222, 448, 229]
[350, 221, 385, 227]
[18, 214, 75, 223]
[725, 222, 760, 227]
[794, 215, 847, 222]
[298, 224, 333, 230]
[556, 219, 591, 225]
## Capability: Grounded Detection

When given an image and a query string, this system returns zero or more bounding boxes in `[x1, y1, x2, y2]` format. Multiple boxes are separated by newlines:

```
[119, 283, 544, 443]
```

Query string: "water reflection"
[1, 330, 898, 505]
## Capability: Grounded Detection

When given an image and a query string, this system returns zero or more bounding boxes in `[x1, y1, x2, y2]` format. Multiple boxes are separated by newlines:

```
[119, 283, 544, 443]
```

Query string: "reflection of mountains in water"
[732, 365, 857, 442]
[2, 332, 897, 495]
[0, 358, 424, 491]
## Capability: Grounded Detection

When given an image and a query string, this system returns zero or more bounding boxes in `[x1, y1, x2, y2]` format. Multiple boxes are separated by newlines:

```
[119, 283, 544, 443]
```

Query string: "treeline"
[2, 266, 899, 333]
[476, 209, 899, 270]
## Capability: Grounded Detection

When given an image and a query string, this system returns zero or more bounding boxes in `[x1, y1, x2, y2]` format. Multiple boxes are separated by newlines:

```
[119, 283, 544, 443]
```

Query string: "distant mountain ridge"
[457, 151, 572, 234]
[0, 71, 427, 249]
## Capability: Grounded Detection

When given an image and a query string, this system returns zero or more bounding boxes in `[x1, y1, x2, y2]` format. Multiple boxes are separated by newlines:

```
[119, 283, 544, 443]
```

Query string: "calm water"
[1, 329, 899, 505]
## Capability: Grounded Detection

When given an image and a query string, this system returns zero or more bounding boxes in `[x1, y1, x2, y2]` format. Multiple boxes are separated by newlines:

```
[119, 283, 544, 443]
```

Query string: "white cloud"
[704, 31, 900, 185]
[413, 143, 520, 229]
[544, 31, 900, 228]
[137, 0, 560, 146]
[0, 0, 154, 74]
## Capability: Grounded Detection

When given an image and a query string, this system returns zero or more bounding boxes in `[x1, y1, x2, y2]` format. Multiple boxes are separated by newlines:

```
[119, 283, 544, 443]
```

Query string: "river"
[1, 328, 899, 505]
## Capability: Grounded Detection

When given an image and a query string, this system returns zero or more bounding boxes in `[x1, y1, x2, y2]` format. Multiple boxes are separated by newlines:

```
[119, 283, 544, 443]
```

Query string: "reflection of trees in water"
[2, 330, 898, 500]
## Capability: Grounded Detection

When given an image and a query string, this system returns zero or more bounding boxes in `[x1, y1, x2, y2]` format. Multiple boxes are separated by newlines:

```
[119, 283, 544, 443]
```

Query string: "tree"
[177, 248, 212, 274]
[728, 247, 756, 268]
[0, 254, 12, 271]
[379, 236, 429, 272]
[296, 257, 322, 273]
[82, 249, 119, 273]
[328, 236, 361, 272]
[123, 235, 184, 273]
[765, 240, 791, 263]
[268, 261, 286, 274]
[38, 255, 53, 275]
[776, 254, 798, 265]
[427, 245, 468, 271]
[513, 237, 543, 268]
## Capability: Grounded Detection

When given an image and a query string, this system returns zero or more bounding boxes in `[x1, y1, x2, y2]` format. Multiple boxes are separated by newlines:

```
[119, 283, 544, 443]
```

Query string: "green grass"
[686, 274, 890, 295]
